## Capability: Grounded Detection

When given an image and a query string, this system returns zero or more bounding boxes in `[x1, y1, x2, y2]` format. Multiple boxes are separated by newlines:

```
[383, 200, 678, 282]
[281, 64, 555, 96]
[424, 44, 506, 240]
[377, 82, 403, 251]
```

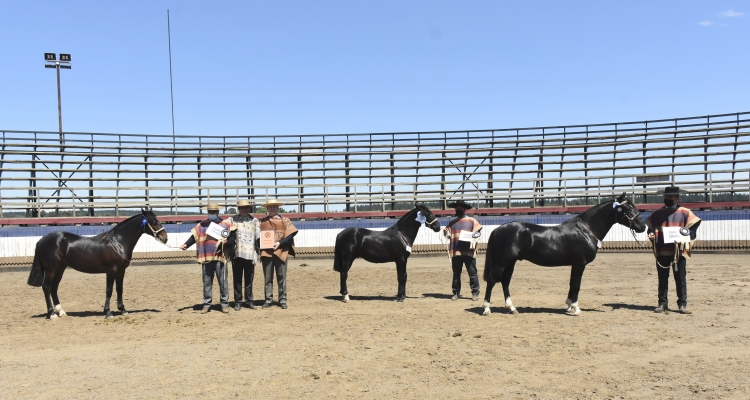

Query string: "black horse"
[27, 209, 168, 319]
[482, 193, 646, 316]
[333, 204, 441, 302]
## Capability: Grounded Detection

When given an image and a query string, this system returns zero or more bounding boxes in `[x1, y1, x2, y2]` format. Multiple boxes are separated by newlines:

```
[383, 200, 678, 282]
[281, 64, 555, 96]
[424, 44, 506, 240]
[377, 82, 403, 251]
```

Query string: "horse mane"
[91, 213, 145, 240]
[391, 207, 420, 230]
[562, 199, 615, 226]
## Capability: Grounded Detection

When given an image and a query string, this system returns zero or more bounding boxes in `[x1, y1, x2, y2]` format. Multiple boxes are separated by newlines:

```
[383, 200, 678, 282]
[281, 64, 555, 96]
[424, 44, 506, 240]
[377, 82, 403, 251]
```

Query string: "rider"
[647, 186, 701, 314]
[442, 199, 482, 301]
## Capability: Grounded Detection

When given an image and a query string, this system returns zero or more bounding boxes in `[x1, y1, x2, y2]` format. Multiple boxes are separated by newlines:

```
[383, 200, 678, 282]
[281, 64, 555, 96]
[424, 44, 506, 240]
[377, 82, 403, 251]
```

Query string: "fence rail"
[2, 111, 749, 218]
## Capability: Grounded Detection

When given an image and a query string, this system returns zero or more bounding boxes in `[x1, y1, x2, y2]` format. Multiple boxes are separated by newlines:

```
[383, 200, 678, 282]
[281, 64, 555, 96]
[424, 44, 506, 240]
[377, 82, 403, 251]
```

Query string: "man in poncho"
[181, 203, 235, 314]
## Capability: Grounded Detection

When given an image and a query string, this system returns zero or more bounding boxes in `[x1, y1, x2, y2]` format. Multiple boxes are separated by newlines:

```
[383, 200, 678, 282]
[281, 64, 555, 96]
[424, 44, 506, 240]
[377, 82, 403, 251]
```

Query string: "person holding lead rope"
[442, 200, 482, 301]
[647, 186, 701, 314]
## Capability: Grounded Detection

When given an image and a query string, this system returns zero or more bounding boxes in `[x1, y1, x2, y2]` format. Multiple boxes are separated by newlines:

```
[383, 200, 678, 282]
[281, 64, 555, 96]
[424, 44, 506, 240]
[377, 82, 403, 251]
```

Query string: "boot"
[654, 304, 668, 313]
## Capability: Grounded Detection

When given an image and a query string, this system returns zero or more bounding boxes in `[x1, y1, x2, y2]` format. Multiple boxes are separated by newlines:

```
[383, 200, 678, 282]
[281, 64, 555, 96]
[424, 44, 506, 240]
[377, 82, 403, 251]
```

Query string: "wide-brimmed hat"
[261, 199, 284, 208]
[237, 200, 251, 207]
[206, 203, 221, 211]
[447, 199, 473, 209]
[657, 186, 687, 195]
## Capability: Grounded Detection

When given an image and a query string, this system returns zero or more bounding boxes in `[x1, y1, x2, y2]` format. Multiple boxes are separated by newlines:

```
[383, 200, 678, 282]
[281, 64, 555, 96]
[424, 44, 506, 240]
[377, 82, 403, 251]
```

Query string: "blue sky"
[1, 2, 748, 137]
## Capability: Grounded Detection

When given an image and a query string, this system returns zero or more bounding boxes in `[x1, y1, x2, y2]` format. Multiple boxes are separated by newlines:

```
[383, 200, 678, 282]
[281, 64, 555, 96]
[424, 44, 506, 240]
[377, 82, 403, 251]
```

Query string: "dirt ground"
[1, 252, 749, 399]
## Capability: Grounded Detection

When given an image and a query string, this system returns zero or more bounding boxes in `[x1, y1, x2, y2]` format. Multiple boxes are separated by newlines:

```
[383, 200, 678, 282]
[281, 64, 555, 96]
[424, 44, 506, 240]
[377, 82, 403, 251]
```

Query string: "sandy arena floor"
[1, 252, 749, 399]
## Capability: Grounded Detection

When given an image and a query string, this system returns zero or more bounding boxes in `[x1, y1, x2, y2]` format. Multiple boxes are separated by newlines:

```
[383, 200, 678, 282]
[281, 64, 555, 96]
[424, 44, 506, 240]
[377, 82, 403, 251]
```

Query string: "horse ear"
[617, 192, 626, 203]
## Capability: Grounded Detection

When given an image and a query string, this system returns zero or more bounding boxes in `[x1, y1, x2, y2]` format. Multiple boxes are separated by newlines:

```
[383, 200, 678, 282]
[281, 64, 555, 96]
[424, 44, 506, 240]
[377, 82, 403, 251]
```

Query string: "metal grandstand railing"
[1, 111, 749, 219]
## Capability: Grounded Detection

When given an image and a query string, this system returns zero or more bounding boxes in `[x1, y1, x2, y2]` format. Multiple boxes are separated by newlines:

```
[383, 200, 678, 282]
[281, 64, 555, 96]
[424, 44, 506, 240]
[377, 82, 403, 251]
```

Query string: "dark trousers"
[452, 255, 480, 296]
[262, 256, 287, 304]
[202, 261, 229, 306]
[656, 255, 687, 307]
[232, 257, 255, 303]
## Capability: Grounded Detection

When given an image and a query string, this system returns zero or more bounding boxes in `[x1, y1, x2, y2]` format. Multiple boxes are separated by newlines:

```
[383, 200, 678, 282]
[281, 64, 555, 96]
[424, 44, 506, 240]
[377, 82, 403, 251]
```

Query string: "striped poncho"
[190, 219, 235, 264]
[647, 205, 701, 258]
[445, 216, 482, 258]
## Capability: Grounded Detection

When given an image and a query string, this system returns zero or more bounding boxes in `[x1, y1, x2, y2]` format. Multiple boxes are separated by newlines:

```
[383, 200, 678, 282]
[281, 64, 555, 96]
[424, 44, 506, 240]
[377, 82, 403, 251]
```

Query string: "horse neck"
[110, 215, 146, 253]
[578, 202, 617, 239]
[394, 209, 421, 243]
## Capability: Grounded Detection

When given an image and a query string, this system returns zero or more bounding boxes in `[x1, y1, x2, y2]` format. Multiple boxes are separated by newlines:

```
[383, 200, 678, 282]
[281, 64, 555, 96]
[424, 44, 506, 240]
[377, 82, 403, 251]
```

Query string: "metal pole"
[56, 63, 63, 134]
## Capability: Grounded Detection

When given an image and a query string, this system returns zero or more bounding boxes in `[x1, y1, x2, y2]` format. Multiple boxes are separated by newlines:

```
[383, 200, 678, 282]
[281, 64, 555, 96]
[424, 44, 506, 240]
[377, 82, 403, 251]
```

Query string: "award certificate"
[206, 222, 228, 240]
[260, 230, 276, 249]
[458, 230, 474, 242]
[661, 226, 690, 244]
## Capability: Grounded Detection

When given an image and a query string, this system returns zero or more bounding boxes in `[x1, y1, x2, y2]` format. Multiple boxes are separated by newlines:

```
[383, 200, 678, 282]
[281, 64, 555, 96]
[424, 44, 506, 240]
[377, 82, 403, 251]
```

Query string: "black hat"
[447, 199, 473, 209]
[657, 186, 686, 195]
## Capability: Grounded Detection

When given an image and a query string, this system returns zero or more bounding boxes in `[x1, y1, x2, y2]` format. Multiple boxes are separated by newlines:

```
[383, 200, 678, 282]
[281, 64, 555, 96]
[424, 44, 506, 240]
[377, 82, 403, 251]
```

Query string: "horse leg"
[50, 269, 67, 317]
[104, 272, 115, 319]
[340, 257, 354, 303]
[42, 270, 56, 320]
[482, 281, 495, 316]
[565, 263, 586, 316]
[395, 261, 407, 302]
[116, 268, 128, 316]
[501, 263, 518, 314]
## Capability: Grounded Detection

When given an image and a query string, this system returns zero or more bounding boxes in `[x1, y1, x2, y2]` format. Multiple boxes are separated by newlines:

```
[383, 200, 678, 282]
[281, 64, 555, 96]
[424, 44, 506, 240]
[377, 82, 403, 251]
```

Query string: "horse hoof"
[49, 314, 58, 320]
[395, 297, 406, 303]
[482, 309, 491, 316]
[105, 314, 114, 319]
[566, 310, 580, 316]
[511, 309, 519, 315]
[121, 311, 129, 316]
[342, 295, 350, 303]
[54, 305, 66, 317]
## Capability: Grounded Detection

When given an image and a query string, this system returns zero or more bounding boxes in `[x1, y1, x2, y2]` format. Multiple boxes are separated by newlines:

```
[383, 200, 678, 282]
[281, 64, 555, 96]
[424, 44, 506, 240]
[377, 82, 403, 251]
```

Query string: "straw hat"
[261, 199, 284, 208]
[206, 203, 221, 211]
[237, 200, 251, 207]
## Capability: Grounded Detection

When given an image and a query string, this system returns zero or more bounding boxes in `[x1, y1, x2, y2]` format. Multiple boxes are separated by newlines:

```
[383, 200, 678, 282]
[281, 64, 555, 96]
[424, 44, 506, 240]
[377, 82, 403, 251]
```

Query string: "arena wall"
[1, 210, 747, 266]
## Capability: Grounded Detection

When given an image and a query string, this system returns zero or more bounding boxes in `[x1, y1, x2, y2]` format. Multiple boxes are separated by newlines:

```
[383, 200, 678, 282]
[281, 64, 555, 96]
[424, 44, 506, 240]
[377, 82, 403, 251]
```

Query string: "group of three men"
[180, 199, 297, 313]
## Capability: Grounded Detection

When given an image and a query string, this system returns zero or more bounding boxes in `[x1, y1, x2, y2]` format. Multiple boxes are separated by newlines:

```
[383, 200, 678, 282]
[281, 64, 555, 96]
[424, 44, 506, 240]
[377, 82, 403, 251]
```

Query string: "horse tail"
[333, 231, 343, 272]
[482, 229, 497, 283]
[333, 247, 342, 272]
[27, 251, 44, 287]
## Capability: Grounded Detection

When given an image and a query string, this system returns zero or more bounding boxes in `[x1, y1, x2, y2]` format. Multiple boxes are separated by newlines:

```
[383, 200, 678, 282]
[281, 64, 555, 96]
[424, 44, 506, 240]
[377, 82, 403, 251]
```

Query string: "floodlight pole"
[44, 53, 72, 216]
[56, 61, 63, 134]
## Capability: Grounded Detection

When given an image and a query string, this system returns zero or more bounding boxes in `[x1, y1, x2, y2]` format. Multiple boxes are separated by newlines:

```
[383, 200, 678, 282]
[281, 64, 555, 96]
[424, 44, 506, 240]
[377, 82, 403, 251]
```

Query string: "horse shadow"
[464, 306, 605, 316]
[421, 293, 453, 300]
[322, 295, 414, 302]
[602, 303, 654, 312]
[31, 308, 161, 319]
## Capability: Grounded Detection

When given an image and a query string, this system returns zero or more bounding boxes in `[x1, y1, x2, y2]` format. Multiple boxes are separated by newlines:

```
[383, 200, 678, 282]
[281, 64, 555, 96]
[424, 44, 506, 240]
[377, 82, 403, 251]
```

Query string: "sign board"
[260, 230, 276, 249]
[206, 222, 229, 240]
[458, 230, 474, 242]
[661, 226, 691, 244]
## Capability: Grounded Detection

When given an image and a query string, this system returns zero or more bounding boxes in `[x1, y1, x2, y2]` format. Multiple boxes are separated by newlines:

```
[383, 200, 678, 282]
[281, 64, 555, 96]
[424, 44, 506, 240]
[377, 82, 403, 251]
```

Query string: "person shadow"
[421, 293, 453, 300]
[602, 303, 654, 312]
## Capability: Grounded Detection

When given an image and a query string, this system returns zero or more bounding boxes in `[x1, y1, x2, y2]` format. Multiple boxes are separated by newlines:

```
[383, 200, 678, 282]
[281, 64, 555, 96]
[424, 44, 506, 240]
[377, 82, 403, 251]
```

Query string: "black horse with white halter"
[333, 204, 441, 302]
[482, 193, 646, 316]
[27, 209, 168, 319]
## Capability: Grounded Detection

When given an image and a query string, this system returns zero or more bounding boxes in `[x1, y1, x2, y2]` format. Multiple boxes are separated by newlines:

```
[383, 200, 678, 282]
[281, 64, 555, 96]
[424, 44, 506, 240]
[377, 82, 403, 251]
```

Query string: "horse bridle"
[142, 215, 166, 240]
[425, 216, 439, 228]
[616, 200, 646, 248]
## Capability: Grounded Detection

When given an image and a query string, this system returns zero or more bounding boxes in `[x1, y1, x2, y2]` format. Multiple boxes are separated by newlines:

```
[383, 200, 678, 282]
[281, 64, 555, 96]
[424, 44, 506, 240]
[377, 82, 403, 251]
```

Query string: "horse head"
[414, 203, 441, 232]
[141, 208, 169, 244]
[613, 193, 646, 233]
